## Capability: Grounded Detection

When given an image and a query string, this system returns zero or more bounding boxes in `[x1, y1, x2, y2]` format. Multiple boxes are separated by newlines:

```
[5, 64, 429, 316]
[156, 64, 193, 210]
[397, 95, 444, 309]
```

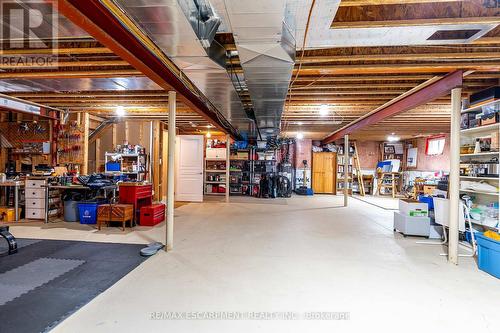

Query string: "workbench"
[44, 184, 117, 223]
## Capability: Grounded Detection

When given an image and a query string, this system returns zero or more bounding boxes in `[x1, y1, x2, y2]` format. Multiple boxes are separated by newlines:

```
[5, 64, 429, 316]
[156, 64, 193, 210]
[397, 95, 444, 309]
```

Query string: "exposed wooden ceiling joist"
[0, 47, 113, 55]
[295, 62, 500, 75]
[0, 70, 142, 79]
[331, 17, 500, 29]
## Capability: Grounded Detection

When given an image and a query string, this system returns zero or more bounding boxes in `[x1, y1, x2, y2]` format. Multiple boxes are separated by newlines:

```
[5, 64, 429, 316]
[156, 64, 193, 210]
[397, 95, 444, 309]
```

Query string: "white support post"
[166, 91, 176, 251]
[226, 133, 230, 203]
[344, 134, 349, 207]
[448, 87, 462, 264]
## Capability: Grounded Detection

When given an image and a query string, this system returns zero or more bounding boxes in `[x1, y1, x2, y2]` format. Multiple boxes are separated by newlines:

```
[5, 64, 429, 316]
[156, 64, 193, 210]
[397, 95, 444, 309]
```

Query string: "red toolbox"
[140, 203, 166, 226]
[119, 183, 153, 224]
[119, 184, 153, 202]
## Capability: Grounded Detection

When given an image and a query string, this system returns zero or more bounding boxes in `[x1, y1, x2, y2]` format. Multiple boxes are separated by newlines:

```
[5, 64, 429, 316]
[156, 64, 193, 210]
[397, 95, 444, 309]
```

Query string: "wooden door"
[312, 152, 336, 194]
[175, 135, 204, 202]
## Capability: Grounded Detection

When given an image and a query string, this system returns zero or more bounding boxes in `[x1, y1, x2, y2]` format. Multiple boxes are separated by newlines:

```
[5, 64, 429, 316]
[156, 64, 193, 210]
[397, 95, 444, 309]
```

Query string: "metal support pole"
[14, 184, 19, 222]
[448, 87, 462, 264]
[166, 91, 176, 251]
[225, 133, 230, 203]
[344, 134, 349, 207]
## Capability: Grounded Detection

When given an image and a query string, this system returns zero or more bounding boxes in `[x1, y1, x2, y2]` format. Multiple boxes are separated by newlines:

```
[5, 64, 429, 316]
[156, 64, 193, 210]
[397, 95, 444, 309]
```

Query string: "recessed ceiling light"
[115, 106, 125, 117]
[319, 104, 329, 116]
[206, 132, 212, 138]
[297, 121, 303, 126]
[387, 134, 400, 142]
[296, 132, 304, 140]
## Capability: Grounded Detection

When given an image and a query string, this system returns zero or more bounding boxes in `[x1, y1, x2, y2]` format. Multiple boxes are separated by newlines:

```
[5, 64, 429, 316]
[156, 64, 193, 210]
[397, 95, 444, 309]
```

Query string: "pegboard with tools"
[56, 121, 84, 164]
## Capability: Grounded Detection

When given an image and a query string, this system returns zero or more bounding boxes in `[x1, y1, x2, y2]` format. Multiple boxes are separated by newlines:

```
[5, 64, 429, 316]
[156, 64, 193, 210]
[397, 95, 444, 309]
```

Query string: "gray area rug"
[0, 238, 147, 333]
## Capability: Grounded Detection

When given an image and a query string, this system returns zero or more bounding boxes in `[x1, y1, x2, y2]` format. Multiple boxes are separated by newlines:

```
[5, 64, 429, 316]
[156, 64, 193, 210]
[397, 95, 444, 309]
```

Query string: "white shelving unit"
[460, 106, 500, 229]
[104, 152, 146, 181]
[204, 148, 227, 196]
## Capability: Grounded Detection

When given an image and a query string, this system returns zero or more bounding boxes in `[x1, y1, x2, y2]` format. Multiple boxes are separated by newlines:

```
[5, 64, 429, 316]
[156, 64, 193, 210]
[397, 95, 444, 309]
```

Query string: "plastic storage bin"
[106, 162, 121, 172]
[418, 195, 435, 210]
[64, 200, 79, 222]
[78, 202, 99, 225]
[476, 233, 500, 279]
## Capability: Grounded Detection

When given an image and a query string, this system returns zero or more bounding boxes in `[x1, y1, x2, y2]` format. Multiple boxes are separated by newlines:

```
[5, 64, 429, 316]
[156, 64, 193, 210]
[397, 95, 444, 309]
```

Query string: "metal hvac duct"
[114, 0, 255, 137]
[223, 0, 296, 138]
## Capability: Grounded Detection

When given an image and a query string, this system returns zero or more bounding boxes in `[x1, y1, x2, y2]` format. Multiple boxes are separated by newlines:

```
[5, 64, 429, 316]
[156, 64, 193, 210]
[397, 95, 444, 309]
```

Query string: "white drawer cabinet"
[25, 179, 46, 189]
[25, 199, 46, 209]
[26, 209, 46, 220]
[25, 188, 46, 199]
[25, 178, 47, 220]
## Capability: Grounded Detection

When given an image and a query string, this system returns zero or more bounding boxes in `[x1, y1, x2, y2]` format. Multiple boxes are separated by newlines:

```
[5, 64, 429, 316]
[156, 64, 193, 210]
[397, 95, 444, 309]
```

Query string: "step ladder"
[352, 142, 365, 196]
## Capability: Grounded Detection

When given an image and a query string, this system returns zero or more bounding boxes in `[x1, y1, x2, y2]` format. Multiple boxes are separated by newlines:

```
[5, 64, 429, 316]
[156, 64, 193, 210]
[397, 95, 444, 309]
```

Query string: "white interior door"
[176, 135, 204, 202]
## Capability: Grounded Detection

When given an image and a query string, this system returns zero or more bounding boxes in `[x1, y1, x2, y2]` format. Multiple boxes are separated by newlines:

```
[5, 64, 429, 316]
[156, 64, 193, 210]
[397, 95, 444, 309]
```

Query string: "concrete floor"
[9, 195, 500, 333]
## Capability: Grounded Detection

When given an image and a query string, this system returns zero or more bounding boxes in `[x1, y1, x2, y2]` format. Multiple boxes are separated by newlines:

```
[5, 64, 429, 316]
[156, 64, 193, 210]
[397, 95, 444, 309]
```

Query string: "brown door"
[312, 152, 336, 194]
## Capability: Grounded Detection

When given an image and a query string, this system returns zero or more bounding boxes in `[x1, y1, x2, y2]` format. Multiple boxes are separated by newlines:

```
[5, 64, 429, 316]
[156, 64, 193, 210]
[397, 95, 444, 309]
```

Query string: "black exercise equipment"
[0, 226, 18, 255]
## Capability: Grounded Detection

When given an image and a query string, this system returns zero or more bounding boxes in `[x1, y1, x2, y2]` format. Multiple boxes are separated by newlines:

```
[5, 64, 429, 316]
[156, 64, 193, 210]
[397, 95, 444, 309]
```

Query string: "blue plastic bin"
[476, 233, 500, 279]
[78, 202, 99, 225]
[106, 162, 121, 172]
[418, 195, 434, 210]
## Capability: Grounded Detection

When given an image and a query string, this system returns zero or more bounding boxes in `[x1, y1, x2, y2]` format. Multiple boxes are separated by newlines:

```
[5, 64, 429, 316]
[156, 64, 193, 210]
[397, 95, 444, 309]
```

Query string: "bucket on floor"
[476, 233, 500, 279]
[78, 202, 99, 225]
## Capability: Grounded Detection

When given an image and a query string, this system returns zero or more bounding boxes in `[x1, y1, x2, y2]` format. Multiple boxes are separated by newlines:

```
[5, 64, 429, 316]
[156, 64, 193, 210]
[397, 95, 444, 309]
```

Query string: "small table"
[0, 181, 24, 222]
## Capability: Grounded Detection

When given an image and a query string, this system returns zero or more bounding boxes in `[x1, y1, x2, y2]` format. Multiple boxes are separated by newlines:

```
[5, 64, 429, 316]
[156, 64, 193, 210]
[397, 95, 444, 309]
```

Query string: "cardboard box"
[0, 207, 22, 222]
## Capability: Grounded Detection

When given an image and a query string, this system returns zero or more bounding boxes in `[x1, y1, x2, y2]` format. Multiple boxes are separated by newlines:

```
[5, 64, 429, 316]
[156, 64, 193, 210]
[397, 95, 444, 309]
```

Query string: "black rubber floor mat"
[0, 239, 147, 333]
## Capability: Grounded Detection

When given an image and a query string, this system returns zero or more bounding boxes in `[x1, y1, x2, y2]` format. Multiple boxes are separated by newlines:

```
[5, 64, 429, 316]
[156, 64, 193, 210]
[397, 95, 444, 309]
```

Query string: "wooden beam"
[322, 71, 463, 143]
[0, 60, 128, 69]
[298, 52, 500, 64]
[473, 37, 500, 45]
[339, 0, 463, 6]
[82, 112, 90, 175]
[331, 17, 500, 29]
[0, 47, 113, 55]
[295, 62, 500, 75]
[0, 69, 142, 79]
[95, 137, 101, 173]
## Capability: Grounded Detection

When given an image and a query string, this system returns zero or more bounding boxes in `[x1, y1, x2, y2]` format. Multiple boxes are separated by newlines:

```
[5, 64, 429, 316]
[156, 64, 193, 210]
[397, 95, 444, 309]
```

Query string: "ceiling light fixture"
[319, 104, 329, 116]
[206, 132, 212, 138]
[387, 133, 400, 142]
[296, 132, 304, 140]
[115, 106, 125, 117]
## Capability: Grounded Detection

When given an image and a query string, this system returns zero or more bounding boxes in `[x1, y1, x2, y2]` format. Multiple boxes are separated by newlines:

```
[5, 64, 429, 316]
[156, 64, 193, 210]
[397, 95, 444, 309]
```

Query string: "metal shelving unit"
[459, 105, 500, 229]
[204, 148, 227, 196]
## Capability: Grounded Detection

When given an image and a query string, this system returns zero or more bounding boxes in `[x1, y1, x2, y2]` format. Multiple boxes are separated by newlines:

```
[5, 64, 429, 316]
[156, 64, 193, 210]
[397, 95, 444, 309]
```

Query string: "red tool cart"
[118, 183, 153, 225]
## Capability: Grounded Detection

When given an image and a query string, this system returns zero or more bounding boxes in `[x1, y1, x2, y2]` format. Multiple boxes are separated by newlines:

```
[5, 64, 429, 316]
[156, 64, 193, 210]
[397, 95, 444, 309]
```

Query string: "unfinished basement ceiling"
[113, 0, 256, 138]
[1, 0, 499, 141]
